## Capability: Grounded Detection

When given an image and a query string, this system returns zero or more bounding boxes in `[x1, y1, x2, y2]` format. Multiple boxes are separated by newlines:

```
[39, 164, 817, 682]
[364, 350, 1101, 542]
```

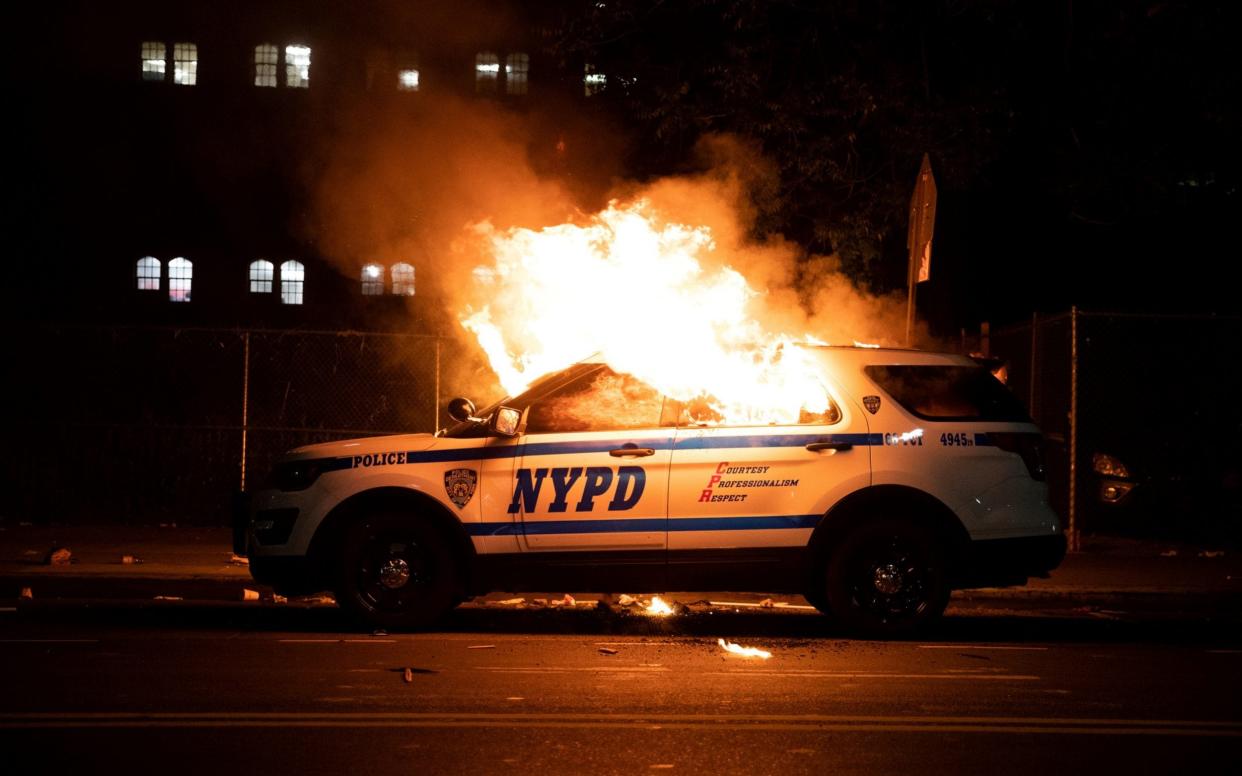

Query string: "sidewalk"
[1, 525, 1239, 613]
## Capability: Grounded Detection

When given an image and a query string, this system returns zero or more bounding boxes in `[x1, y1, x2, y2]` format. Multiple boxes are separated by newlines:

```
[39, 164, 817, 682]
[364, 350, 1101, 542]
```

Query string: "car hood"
[288, 433, 439, 460]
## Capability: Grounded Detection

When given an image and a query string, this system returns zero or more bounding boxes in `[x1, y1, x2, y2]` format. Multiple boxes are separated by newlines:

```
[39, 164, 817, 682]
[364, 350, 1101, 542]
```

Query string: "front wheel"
[335, 512, 459, 630]
[821, 518, 950, 637]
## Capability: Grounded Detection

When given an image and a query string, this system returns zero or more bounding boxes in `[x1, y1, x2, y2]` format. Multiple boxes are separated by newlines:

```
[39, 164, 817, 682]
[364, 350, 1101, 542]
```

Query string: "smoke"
[309, 97, 929, 404]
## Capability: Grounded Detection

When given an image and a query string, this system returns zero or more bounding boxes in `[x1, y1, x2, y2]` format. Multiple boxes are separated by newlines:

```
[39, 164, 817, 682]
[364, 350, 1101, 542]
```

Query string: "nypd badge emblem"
[862, 395, 881, 414]
[443, 468, 478, 509]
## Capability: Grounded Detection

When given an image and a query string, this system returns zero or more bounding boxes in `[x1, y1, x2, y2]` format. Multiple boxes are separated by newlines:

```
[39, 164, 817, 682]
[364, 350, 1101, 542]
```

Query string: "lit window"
[136, 257, 161, 290]
[142, 42, 166, 81]
[391, 263, 415, 296]
[475, 52, 499, 93]
[254, 44, 278, 87]
[584, 63, 606, 96]
[361, 263, 384, 295]
[249, 260, 274, 293]
[173, 43, 197, 85]
[397, 69, 420, 91]
[168, 257, 192, 303]
[286, 44, 311, 89]
[505, 53, 529, 96]
[280, 260, 305, 305]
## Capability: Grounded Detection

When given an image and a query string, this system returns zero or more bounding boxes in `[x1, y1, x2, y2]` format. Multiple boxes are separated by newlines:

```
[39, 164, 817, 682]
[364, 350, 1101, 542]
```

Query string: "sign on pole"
[905, 153, 937, 345]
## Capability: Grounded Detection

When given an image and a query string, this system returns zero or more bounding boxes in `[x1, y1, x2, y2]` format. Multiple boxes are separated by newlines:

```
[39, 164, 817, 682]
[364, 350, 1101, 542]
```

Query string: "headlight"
[1092, 452, 1131, 478]
[271, 459, 326, 491]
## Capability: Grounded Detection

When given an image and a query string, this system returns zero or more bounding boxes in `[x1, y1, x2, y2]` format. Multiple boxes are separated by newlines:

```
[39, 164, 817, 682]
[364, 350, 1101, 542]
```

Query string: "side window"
[864, 365, 1030, 422]
[525, 368, 664, 434]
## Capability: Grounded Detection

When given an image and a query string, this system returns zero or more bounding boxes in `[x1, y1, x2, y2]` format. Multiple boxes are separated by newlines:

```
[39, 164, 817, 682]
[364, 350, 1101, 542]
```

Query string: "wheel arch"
[307, 487, 478, 596]
[807, 485, 970, 579]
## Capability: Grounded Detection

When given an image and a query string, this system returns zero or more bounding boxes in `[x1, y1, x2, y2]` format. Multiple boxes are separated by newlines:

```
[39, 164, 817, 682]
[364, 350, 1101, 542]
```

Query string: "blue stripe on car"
[464, 514, 820, 536]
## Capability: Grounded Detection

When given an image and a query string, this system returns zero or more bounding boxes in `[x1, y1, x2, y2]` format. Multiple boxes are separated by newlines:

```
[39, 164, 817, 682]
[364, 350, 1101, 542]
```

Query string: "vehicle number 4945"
[939, 432, 974, 447]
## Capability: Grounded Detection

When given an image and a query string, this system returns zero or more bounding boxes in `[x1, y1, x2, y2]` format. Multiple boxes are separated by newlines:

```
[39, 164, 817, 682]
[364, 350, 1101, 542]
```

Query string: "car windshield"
[439, 363, 601, 438]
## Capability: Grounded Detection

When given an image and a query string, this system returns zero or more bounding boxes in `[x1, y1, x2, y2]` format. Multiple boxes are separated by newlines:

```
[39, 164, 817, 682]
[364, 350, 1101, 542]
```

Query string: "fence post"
[1029, 311, 1039, 419]
[1068, 306, 1079, 552]
[434, 337, 442, 432]
[239, 331, 251, 492]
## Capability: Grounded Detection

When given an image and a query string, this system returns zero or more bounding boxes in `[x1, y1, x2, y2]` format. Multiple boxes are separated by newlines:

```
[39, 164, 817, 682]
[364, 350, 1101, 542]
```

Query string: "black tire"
[821, 517, 950, 637]
[334, 512, 459, 630]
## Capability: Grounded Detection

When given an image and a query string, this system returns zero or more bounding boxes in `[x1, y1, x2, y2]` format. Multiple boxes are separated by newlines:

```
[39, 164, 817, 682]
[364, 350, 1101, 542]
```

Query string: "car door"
[512, 366, 674, 552]
[666, 378, 872, 561]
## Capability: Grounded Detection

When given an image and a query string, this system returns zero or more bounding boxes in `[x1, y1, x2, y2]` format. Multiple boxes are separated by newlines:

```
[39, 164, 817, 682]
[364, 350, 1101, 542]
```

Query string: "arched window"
[249, 260, 274, 293]
[391, 263, 415, 296]
[254, 44, 278, 87]
[505, 53, 529, 96]
[136, 256, 161, 290]
[285, 44, 311, 89]
[141, 42, 166, 81]
[280, 260, 305, 305]
[168, 257, 192, 302]
[173, 43, 197, 85]
[475, 51, 499, 93]
[361, 263, 384, 295]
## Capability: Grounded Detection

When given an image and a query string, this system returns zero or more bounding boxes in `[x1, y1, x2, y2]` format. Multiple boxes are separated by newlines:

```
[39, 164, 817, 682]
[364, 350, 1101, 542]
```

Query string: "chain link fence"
[1, 326, 446, 525]
[991, 311, 1242, 548]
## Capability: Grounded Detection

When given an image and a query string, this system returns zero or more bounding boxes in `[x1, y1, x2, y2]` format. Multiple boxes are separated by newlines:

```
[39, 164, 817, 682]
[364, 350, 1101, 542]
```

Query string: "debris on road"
[617, 594, 638, 606]
[240, 588, 260, 601]
[153, 595, 183, 601]
[403, 667, 413, 683]
[120, 554, 143, 565]
[1160, 549, 1178, 557]
[467, 644, 496, 650]
[494, 597, 525, 606]
[598, 647, 619, 655]
[44, 547, 72, 566]
[19, 587, 32, 600]
[372, 629, 388, 637]
[228, 553, 249, 566]
[718, 638, 773, 659]
[645, 596, 674, 616]
[758, 598, 775, 608]
[272, 594, 288, 604]
[291, 594, 336, 606]
[549, 594, 576, 608]
[1199, 550, 1225, 558]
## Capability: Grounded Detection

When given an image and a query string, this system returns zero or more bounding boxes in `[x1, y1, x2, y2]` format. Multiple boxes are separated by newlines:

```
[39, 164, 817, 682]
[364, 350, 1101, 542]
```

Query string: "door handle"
[609, 446, 656, 457]
[805, 441, 853, 452]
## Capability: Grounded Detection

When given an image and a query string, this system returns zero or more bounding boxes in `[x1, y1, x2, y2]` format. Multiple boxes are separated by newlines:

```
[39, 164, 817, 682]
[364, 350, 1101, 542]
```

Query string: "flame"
[460, 199, 840, 425]
[645, 596, 674, 616]
[717, 638, 772, 659]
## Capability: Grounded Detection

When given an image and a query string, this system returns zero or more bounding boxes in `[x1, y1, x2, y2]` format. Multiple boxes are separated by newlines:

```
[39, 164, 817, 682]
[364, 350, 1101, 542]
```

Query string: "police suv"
[240, 347, 1065, 636]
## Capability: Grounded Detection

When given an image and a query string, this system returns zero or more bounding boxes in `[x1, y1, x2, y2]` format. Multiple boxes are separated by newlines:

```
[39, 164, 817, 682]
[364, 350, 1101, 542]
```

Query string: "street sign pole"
[906, 154, 937, 346]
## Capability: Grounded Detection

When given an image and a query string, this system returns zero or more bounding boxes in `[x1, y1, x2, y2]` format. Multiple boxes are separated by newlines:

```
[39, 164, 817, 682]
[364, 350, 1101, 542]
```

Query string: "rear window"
[864, 365, 1031, 422]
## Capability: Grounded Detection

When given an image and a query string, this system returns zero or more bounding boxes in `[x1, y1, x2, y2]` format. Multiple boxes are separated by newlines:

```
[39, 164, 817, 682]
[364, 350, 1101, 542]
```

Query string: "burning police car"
[239, 346, 1064, 636]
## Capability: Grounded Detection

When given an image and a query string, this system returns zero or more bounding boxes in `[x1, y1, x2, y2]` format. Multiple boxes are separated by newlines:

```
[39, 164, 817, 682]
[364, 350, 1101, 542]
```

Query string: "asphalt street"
[2, 602, 1239, 775]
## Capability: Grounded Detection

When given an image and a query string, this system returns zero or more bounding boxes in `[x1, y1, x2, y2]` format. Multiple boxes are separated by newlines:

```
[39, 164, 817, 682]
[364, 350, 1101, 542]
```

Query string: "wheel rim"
[846, 535, 935, 622]
[354, 527, 434, 613]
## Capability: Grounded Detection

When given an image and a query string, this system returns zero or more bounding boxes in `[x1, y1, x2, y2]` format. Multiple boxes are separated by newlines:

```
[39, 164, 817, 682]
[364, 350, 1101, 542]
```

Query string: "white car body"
[240, 347, 1065, 630]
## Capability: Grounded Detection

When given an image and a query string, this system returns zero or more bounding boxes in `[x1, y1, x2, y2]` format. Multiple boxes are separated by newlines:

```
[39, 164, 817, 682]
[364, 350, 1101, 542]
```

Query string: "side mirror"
[447, 397, 478, 423]
[491, 406, 521, 437]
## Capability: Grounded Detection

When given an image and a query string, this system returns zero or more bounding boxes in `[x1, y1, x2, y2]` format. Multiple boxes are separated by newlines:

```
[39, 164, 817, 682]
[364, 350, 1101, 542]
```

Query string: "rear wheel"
[821, 517, 949, 637]
[335, 512, 459, 630]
